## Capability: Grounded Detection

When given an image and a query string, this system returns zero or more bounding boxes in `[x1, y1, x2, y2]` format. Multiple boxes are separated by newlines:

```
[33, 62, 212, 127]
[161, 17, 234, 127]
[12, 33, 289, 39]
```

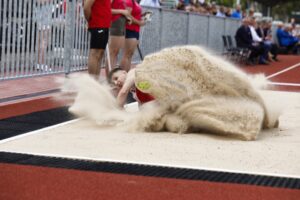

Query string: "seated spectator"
[259, 20, 279, 61]
[276, 23, 300, 54]
[235, 17, 266, 65]
[248, 8, 255, 17]
[242, 9, 247, 18]
[291, 23, 300, 38]
[248, 17, 270, 64]
[231, 4, 242, 19]
[253, 19, 277, 62]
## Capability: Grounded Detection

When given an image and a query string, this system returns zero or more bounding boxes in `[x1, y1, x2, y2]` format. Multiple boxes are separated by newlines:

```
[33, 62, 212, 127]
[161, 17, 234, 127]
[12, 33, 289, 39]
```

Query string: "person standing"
[36, 0, 52, 71]
[120, 0, 146, 72]
[83, 0, 111, 78]
[107, 0, 132, 75]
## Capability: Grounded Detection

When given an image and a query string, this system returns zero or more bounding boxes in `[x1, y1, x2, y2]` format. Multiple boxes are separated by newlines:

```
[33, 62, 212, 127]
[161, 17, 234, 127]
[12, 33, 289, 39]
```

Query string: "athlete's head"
[108, 67, 127, 89]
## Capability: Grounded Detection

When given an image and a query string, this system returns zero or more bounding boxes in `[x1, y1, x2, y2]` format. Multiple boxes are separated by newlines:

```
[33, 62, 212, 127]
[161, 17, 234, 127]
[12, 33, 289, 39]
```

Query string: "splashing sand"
[59, 46, 282, 140]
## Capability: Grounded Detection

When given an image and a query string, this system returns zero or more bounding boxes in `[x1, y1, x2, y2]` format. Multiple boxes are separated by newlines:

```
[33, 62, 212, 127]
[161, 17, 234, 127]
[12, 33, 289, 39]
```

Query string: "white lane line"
[268, 82, 300, 87]
[266, 62, 300, 79]
[1, 150, 299, 179]
[0, 119, 82, 144]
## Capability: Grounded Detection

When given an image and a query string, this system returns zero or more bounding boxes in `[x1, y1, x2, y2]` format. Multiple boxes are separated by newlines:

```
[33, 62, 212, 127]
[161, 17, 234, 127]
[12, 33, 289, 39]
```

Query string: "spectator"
[258, 20, 279, 61]
[248, 17, 270, 64]
[198, 0, 205, 4]
[197, 4, 209, 15]
[204, 3, 213, 15]
[293, 25, 300, 39]
[235, 17, 265, 65]
[242, 9, 247, 18]
[36, 0, 53, 71]
[224, 7, 231, 17]
[210, 3, 218, 15]
[290, 18, 296, 29]
[231, 4, 242, 19]
[176, 1, 186, 10]
[185, 0, 201, 13]
[248, 8, 255, 17]
[277, 23, 300, 54]
[107, 0, 132, 75]
[83, 0, 111, 78]
[216, 6, 225, 18]
[120, 0, 146, 72]
[139, 0, 161, 8]
[290, 20, 300, 38]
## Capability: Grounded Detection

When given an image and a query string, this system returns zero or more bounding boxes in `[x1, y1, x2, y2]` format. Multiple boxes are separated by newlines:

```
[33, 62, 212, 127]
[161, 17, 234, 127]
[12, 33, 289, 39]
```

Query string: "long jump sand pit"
[0, 91, 299, 177]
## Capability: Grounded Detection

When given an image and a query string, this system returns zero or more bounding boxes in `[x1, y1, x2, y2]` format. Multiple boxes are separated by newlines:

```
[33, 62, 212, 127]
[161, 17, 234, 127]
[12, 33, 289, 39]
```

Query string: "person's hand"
[139, 19, 146, 26]
[121, 9, 132, 24]
[122, 9, 131, 18]
[126, 16, 133, 25]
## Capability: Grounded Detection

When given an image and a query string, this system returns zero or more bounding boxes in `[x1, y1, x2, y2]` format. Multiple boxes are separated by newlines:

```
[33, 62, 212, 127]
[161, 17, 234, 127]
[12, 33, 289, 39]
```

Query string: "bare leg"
[38, 30, 44, 66]
[120, 38, 138, 72]
[88, 48, 105, 79]
[107, 35, 125, 70]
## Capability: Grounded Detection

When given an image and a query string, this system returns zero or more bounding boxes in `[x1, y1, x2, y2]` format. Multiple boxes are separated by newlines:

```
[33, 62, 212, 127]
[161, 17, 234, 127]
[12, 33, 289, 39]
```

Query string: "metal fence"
[0, 0, 241, 80]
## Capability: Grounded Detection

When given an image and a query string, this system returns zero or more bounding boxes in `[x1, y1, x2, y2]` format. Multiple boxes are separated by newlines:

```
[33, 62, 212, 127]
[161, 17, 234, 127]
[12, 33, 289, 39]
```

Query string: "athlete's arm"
[117, 69, 135, 108]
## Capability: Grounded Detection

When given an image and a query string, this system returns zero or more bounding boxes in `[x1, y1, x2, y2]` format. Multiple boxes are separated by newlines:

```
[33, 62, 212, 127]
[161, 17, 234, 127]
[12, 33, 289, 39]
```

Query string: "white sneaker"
[36, 64, 52, 72]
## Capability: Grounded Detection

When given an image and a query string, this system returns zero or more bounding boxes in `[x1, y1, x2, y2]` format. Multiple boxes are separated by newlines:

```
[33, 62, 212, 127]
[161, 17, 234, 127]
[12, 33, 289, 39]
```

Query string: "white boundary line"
[266, 62, 300, 79]
[268, 82, 300, 87]
[1, 150, 299, 179]
[0, 119, 82, 144]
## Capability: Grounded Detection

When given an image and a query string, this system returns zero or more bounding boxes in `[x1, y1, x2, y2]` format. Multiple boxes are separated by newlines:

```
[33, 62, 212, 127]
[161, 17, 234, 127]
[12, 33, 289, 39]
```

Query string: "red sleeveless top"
[135, 88, 155, 104]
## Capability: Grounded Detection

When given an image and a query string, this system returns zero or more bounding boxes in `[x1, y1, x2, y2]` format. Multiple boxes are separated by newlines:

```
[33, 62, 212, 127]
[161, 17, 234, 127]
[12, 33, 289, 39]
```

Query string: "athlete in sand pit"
[108, 67, 155, 107]
[104, 45, 280, 140]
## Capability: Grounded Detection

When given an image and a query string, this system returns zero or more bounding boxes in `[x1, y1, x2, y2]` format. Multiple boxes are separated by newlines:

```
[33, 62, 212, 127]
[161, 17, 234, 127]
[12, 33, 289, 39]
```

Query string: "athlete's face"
[111, 70, 127, 89]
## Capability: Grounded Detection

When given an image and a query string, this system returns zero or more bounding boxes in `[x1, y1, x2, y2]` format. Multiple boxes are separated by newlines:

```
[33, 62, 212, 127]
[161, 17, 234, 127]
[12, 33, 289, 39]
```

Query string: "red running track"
[0, 163, 299, 200]
[239, 55, 300, 92]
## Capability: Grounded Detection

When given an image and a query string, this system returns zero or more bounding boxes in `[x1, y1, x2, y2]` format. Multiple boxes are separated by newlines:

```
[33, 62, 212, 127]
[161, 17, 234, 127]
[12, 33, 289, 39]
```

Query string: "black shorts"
[89, 28, 109, 49]
[125, 29, 139, 40]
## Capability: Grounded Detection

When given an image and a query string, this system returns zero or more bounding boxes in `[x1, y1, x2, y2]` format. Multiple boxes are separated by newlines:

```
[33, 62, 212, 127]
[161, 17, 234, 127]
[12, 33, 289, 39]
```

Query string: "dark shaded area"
[0, 89, 60, 103]
[254, 0, 299, 6]
[0, 107, 76, 140]
[0, 151, 299, 189]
